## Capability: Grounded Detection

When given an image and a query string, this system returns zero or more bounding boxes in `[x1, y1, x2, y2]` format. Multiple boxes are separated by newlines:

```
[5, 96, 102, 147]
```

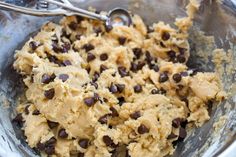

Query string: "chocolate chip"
[79, 139, 89, 149]
[48, 55, 60, 64]
[45, 146, 55, 155]
[118, 97, 125, 106]
[84, 97, 95, 107]
[93, 93, 100, 102]
[178, 47, 186, 55]
[12, 113, 24, 127]
[169, 57, 178, 63]
[118, 66, 128, 77]
[179, 127, 187, 139]
[151, 65, 159, 72]
[167, 50, 176, 58]
[116, 84, 125, 93]
[134, 84, 142, 93]
[105, 25, 113, 32]
[103, 135, 115, 147]
[76, 16, 84, 23]
[133, 48, 142, 59]
[61, 29, 70, 38]
[44, 88, 55, 99]
[59, 74, 69, 82]
[151, 88, 159, 94]
[172, 118, 181, 128]
[32, 109, 40, 115]
[130, 111, 141, 120]
[110, 107, 119, 117]
[77, 152, 85, 157]
[87, 53, 96, 62]
[98, 115, 108, 124]
[137, 124, 149, 134]
[118, 37, 127, 45]
[47, 120, 59, 129]
[172, 73, 182, 83]
[109, 84, 118, 93]
[41, 74, 54, 84]
[160, 41, 166, 48]
[130, 62, 138, 72]
[100, 64, 108, 73]
[177, 55, 186, 63]
[24, 105, 30, 115]
[145, 51, 153, 62]
[160, 88, 167, 95]
[90, 82, 98, 89]
[167, 133, 178, 139]
[180, 119, 188, 128]
[52, 42, 62, 53]
[83, 44, 95, 52]
[162, 32, 170, 41]
[29, 41, 38, 50]
[68, 21, 77, 30]
[58, 128, 68, 138]
[100, 53, 108, 61]
[61, 42, 71, 53]
[137, 61, 145, 70]
[61, 60, 72, 66]
[94, 27, 102, 36]
[159, 73, 169, 83]
[45, 137, 57, 147]
[92, 72, 100, 82]
[36, 142, 45, 151]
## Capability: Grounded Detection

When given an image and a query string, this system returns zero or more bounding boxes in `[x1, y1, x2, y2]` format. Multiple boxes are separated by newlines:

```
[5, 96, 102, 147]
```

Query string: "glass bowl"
[0, 0, 235, 156]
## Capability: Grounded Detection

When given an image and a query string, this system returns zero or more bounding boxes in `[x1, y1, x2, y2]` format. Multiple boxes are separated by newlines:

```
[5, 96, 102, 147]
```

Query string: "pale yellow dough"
[13, 0, 226, 157]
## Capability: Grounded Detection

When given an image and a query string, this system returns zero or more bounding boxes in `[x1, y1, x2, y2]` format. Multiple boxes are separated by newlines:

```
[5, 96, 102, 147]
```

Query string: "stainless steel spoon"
[0, 0, 132, 27]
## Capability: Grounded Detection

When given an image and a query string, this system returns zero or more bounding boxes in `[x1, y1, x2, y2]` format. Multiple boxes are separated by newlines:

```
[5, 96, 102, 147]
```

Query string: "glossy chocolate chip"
[133, 48, 142, 59]
[59, 74, 69, 82]
[130, 111, 141, 120]
[159, 73, 169, 83]
[68, 21, 77, 30]
[151, 65, 159, 72]
[79, 139, 89, 149]
[100, 53, 108, 61]
[103, 135, 115, 147]
[172, 73, 182, 83]
[58, 128, 68, 138]
[98, 115, 108, 124]
[87, 53, 96, 62]
[84, 97, 95, 107]
[137, 124, 149, 134]
[12, 113, 24, 127]
[61, 42, 71, 53]
[109, 84, 118, 93]
[179, 127, 187, 139]
[177, 55, 186, 63]
[42, 74, 55, 84]
[29, 41, 38, 50]
[32, 109, 40, 115]
[44, 88, 55, 99]
[118, 97, 125, 106]
[83, 44, 95, 52]
[130, 62, 138, 72]
[118, 37, 127, 45]
[151, 89, 159, 94]
[47, 120, 59, 129]
[180, 71, 188, 77]
[137, 61, 145, 70]
[52, 42, 62, 53]
[45, 145, 55, 155]
[167, 133, 178, 139]
[118, 66, 128, 77]
[134, 84, 142, 93]
[105, 25, 113, 32]
[36, 142, 45, 151]
[145, 51, 153, 62]
[172, 118, 181, 128]
[92, 72, 100, 82]
[100, 64, 108, 73]
[48, 55, 60, 65]
[116, 84, 125, 93]
[162, 32, 170, 41]
[167, 50, 176, 58]
[45, 137, 57, 147]
[61, 60, 72, 66]
[110, 107, 119, 117]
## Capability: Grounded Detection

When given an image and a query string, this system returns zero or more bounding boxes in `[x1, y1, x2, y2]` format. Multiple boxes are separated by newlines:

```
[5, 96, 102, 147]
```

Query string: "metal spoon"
[0, 0, 132, 27]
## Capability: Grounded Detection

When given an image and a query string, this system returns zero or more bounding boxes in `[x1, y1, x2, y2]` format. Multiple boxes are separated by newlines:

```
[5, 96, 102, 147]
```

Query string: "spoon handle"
[43, 0, 108, 21]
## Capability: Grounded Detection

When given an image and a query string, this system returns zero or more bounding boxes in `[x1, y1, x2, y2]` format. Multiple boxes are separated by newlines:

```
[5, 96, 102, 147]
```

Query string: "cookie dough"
[13, 0, 226, 157]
